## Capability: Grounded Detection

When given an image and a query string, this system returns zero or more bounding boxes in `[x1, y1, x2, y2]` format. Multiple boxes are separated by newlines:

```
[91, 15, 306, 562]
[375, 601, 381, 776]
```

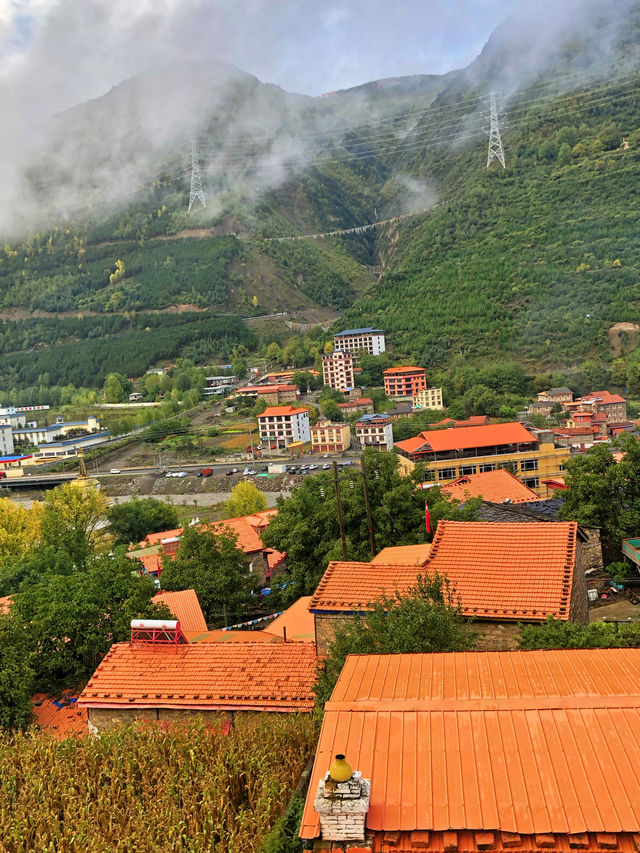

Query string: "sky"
[0, 0, 516, 112]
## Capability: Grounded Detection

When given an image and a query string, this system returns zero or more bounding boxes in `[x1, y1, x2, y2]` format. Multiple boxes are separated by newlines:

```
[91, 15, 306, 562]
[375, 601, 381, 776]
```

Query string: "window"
[422, 469, 436, 482]
[438, 467, 457, 481]
[523, 477, 539, 489]
[479, 463, 496, 473]
[520, 459, 538, 472]
[459, 465, 477, 476]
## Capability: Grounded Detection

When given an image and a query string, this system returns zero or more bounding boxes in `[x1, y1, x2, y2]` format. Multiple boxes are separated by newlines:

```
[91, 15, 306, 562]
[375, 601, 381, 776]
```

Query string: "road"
[97, 454, 359, 477]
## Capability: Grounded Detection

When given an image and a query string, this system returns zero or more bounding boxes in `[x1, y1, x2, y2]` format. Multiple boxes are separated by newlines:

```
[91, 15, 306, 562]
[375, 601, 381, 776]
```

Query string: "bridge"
[0, 473, 78, 490]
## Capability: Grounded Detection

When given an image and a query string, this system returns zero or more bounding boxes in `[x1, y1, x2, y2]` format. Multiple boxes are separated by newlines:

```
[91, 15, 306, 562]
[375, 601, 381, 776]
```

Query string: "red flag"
[425, 501, 432, 534]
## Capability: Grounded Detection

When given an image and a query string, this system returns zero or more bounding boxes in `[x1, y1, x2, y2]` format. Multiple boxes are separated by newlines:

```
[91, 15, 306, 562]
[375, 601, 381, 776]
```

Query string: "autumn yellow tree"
[41, 483, 110, 568]
[0, 499, 42, 559]
[224, 481, 267, 518]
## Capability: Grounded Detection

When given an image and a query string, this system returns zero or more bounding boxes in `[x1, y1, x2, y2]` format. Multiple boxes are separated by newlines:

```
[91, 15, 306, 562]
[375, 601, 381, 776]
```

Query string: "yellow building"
[310, 420, 351, 453]
[395, 421, 569, 498]
[412, 387, 444, 410]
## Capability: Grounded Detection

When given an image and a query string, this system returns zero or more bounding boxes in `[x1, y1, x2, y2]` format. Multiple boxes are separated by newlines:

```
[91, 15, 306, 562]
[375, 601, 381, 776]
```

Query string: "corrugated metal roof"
[300, 649, 640, 841]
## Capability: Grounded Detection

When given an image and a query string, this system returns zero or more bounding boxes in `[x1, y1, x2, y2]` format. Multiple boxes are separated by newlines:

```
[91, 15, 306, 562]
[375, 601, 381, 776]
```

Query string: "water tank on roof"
[130, 619, 178, 630]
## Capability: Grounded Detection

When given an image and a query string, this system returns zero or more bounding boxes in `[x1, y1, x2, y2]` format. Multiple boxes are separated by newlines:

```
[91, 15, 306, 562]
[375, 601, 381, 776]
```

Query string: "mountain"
[2, 0, 640, 396]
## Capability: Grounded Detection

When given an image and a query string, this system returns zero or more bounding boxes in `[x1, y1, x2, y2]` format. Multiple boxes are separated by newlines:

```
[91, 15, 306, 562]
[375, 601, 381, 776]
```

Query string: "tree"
[41, 483, 110, 569]
[160, 526, 254, 624]
[559, 434, 640, 560]
[262, 450, 481, 601]
[518, 616, 640, 650]
[0, 614, 35, 730]
[0, 498, 42, 558]
[320, 400, 342, 422]
[102, 372, 132, 403]
[266, 342, 282, 363]
[315, 573, 476, 705]
[12, 552, 161, 692]
[225, 481, 267, 517]
[107, 498, 179, 545]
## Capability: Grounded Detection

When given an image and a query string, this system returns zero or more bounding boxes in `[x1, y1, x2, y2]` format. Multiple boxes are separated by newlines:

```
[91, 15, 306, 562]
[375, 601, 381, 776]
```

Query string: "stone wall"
[87, 706, 232, 733]
[314, 613, 355, 655]
[570, 537, 589, 624]
[471, 621, 521, 651]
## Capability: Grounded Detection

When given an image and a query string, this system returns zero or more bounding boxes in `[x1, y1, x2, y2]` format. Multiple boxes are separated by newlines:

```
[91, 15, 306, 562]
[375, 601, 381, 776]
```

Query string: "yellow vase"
[329, 754, 353, 782]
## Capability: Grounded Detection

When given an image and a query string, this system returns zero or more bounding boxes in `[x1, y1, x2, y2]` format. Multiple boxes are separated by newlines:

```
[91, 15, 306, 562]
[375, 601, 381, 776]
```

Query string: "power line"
[487, 94, 506, 168]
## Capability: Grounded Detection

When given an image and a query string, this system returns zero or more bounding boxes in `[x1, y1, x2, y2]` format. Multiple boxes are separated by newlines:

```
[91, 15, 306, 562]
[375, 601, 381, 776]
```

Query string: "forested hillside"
[2, 0, 640, 389]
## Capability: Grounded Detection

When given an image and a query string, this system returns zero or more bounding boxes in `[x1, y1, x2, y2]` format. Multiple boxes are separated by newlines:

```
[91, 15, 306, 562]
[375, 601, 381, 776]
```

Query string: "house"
[431, 415, 489, 428]
[32, 431, 111, 460]
[0, 405, 49, 429]
[78, 627, 318, 732]
[354, 413, 393, 452]
[395, 420, 569, 495]
[234, 384, 299, 405]
[383, 366, 426, 400]
[568, 390, 628, 425]
[258, 369, 320, 385]
[152, 589, 207, 632]
[369, 544, 431, 565]
[538, 385, 573, 404]
[333, 328, 385, 356]
[267, 596, 316, 643]
[0, 424, 13, 456]
[337, 398, 374, 416]
[31, 692, 87, 739]
[300, 648, 640, 851]
[439, 468, 542, 504]
[257, 406, 310, 449]
[527, 399, 553, 416]
[311, 420, 351, 453]
[385, 404, 414, 421]
[128, 392, 144, 402]
[309, 520, 587, 653]
[322, 351, 355, 392]
[412, 386, 444, 410]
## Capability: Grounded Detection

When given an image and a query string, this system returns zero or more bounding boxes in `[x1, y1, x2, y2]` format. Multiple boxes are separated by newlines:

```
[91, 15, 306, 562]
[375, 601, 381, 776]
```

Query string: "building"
[234, 384, 299, 405]
[31, 692, 87, 739]
[322, 351, 355, 392]
[13, 415, 102, 446]
[267, 596, 316, 643]
[412, 386, 444, 410]
[383, 365, 427, 400]
[0, 425, 14, 457]
[32, 431, 111, 461]
[257, 406, 310, 449]
[203, 375, 238, 396]
[337, 398, 374, 417]
[538, 385, 573, 404]
[354, 413, 393, 452]
[369, 544, 431, 565]
[311, 420, 351, 453]
[78, 631, 318, 732]
[439, 468, 542, 504]
[395, 421, 569, 495]
[300, 648, 640, 851]
[432, 415, 488, 428]
[576, 390, 627, 423]
[527, 399, 554, 416]
[257, 369, 319, 385]
[152, 589, 207, 633]
[0, 405, 49, 429]
[309, 520, 587, 653]
[385, 403, 413, 421]
[333, 328, 385, 357]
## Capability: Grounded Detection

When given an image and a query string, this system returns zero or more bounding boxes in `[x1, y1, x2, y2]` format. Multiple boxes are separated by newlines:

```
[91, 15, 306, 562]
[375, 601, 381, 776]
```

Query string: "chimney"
[314, 754, 370, 843]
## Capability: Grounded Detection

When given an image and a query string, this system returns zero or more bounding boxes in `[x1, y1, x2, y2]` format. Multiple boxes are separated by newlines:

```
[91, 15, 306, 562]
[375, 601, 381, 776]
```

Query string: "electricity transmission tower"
[188, 140, 206, 213]
[486, 94, 506, 169]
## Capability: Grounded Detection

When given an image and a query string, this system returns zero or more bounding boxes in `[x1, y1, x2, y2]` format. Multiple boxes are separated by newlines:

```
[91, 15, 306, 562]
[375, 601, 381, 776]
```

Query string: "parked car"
[308, 464, 318, 470]
[225, 469, 234, 476]
[109, 468, 121, 474]
[198, 467, 213, 477]
[175, 471, 188, 478]
[322, 463, 331, 470]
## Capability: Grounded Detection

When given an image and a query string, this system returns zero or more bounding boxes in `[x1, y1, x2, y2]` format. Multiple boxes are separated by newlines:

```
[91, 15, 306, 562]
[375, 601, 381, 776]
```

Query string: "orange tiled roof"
[441, 469, 541, 503]
[31, 692, 87, 738]
[383, 365, 426, 374]
[432, 415, 489, 428]
[0, 594, 13, 614]
[582, 390, 626, 405]
[370, 544, 431, 565]
[396, 421, 536, 454]
[300, 649, 640, 844]
[131, 552, 163, 574]
[310, 520, 578, 621]
[257, 405, 308, 418]
[152, 589, 207, 633]
[268, 597, 316, 642]
[338, 398, 373, 408]
[78, 642, 317, 712]
[184, 630, 282, 643]
[143, 527, 184, 546]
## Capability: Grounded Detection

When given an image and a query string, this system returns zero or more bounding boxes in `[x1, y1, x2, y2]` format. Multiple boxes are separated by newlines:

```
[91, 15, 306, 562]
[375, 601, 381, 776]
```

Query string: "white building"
[412, 387, 444, 410]
[322, 350, 355, 392]
[333, 328, 385, 357]
[0, 424, 14, 456]
[355, 413, 393, 452]
[13, 415, 101, 446]
[257, 406, 310, 449]
[0, 405, 50, 429]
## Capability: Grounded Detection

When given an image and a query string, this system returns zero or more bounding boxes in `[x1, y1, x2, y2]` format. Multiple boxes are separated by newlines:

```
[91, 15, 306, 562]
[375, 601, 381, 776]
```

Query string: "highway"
[96, 454, 359, 478]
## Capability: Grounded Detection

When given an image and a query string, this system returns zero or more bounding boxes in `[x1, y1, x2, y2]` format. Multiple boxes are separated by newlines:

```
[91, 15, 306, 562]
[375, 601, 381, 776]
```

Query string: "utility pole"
[360, 455, 376, 558]
[188, 140, 207, 213]
[486, 94, 506, 169]
[333, 461, 348, 560]
[247, 418, 255, 459]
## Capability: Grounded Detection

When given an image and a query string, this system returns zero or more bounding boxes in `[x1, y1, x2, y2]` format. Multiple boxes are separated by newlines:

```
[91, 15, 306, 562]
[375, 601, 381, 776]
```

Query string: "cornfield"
[0, 715, 318, 852]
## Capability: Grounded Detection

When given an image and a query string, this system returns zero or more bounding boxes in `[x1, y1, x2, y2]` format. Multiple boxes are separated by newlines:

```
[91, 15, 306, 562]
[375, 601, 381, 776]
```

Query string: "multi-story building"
[575, 390, 627, 424]
[0, 405, 50, 429]
[333, 328, 385, 357]
[257, 406, 310, 449]
[395, 421, 569, 496]
[412, 387, 444, 410]
[538, 386, 573, 405]
[355, 413, 393, 452]
[0, 424, 14, 457]
[337, 398, 374, 417]
[13, 416, 102, 446]
[310, 420, 351, 453]
[203, 376, 238, 396]
[322, 350, 355, 392]
[383, 366, 427, 400]
[234, 384, 299, 405]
